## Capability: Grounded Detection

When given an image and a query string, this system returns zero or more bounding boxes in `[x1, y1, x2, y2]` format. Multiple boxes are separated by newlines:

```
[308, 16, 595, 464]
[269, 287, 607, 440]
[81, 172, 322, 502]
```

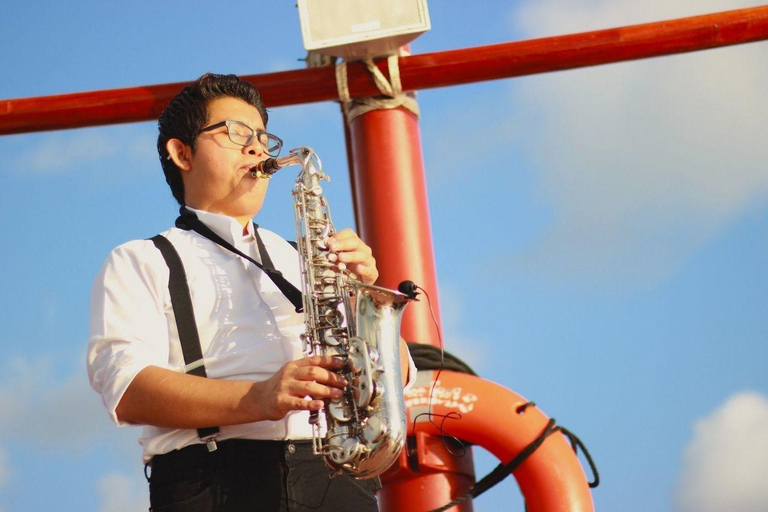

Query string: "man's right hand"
[116, 357, 349, 429]
[253, 356, 349, 421]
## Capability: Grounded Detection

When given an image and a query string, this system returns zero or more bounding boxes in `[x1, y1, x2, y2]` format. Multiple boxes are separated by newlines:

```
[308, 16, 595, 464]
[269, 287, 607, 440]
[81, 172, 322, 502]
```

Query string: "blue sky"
[1, 1, 767, 511]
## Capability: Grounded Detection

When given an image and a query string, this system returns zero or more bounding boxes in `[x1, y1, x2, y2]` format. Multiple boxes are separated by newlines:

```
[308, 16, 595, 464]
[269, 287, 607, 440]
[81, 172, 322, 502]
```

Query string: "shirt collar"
[184, 207, 256, 245]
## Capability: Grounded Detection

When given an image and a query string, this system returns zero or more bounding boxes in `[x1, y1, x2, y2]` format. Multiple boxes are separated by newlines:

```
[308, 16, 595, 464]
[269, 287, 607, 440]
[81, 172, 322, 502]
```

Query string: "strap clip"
[201, 434, 219, 452]
[184, 358, 205, 374]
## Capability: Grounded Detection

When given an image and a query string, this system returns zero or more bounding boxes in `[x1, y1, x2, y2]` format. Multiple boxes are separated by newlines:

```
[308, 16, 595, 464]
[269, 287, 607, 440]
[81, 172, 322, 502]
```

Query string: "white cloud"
[512, 0, 767, 37]
[128, 130, 161, 163]
[97, 472, 150, 512]
[675, 391, 768, 512]
[497, 0, 768, 288]
[0, 355, 139, 457]
[1, 124, 158, 179]
[24, 131, 119, 175]
[267, 58, 304, 73]
[271, 101, 340, 132]
[437, 286, 489, 374]
[0, 357, 149, 509]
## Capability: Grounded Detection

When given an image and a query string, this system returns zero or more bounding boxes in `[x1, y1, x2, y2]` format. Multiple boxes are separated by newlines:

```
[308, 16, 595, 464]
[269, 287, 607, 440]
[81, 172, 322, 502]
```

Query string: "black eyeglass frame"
[198, 120, 283, 156]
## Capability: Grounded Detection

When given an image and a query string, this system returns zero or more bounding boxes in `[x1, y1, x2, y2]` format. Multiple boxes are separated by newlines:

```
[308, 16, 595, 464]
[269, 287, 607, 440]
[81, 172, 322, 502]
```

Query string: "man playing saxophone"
[87, 73, 415, 512]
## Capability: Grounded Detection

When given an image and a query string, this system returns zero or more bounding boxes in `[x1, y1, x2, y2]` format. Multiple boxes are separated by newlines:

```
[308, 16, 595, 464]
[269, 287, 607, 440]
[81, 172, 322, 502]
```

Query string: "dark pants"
[147, 439, 380, 512]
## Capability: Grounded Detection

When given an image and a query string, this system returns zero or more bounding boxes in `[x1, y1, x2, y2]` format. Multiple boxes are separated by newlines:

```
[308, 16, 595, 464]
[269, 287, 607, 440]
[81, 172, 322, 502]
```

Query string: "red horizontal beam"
[2, 6, 767, 135]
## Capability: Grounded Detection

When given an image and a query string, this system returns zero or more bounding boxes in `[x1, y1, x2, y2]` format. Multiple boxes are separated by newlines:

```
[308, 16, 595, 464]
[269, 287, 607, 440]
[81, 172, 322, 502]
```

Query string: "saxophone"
[255, 146, 413, 479]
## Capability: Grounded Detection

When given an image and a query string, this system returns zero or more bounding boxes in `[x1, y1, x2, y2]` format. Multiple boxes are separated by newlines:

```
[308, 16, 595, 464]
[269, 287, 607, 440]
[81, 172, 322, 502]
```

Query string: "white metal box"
[297, 0, 430, 59]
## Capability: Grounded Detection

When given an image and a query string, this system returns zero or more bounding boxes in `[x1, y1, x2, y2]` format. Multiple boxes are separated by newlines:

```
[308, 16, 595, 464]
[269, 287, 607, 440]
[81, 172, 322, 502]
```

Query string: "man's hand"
[327, 229, 379, 285]
[254, 356, 349, 421]
[116, 357, 348, 429]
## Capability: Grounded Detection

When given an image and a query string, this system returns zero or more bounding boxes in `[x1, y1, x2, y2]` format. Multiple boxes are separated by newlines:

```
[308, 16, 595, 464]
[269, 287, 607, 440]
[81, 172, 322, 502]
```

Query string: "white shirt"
[87, 208, 415, 462]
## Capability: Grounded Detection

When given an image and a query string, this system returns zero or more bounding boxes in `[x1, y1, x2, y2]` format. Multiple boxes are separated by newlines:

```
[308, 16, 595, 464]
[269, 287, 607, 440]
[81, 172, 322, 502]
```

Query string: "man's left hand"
[327, 229, 379, 285]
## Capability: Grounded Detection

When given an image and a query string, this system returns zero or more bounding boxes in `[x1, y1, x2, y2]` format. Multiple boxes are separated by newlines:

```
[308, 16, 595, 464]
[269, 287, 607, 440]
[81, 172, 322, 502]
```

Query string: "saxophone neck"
[252, 147, 321, 180]
[251, 154, 296, 177]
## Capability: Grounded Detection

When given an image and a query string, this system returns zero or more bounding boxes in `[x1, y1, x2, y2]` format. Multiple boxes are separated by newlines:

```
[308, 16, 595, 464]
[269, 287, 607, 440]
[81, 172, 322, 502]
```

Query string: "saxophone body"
[261, 146, 412, 479]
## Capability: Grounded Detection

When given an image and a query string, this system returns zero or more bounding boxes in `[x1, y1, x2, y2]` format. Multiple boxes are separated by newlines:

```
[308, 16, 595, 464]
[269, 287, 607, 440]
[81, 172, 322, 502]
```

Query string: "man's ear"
[166, 139, 192, 172]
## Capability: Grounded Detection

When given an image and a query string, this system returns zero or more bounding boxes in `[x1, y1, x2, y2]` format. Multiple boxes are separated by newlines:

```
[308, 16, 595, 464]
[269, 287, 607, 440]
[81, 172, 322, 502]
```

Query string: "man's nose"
[244, 137, 264, 155]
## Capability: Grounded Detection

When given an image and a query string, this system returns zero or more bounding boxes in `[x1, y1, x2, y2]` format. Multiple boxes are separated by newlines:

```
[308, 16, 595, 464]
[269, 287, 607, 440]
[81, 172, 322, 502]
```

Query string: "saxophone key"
[362, 412, 388, 444]
[320, 328, 343, 346]
[328, 434, 364, 465]
[328, 397, 354, 422]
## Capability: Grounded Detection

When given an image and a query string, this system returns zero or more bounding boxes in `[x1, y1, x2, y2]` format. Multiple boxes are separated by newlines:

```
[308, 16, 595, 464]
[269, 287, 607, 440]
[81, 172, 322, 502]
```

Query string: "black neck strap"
[176, 208, 303, 313]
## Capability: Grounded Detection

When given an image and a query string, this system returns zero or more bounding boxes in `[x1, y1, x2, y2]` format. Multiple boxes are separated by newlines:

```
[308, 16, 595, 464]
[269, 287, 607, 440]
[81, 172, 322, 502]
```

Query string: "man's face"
[181, 96, 271, 222]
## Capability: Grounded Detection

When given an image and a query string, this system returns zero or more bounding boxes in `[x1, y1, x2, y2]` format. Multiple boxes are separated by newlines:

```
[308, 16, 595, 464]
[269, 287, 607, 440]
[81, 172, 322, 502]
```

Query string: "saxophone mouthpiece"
[250, 158, 281, 179]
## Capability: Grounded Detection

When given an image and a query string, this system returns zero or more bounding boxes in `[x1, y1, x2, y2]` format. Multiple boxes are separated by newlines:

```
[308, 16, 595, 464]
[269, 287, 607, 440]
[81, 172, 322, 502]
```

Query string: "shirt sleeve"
[86, 240, 171, 426]
[403, 342, 418, 393]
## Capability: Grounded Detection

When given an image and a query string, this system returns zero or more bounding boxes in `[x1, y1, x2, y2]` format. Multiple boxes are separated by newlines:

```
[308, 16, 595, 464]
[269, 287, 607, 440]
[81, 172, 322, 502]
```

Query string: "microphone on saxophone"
[398, 280, 420, 301]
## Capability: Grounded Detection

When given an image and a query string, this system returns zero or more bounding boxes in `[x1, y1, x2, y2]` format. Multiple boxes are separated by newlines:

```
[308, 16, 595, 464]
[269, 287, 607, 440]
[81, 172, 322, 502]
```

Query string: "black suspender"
[150, 235, 221, 451]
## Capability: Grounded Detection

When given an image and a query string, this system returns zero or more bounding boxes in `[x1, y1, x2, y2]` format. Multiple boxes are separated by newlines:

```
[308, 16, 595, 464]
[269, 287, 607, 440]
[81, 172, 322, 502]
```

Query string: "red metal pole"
[347, 106, 443, 348]
[3, 6, 768, 135]
[346, 106, 470, 510]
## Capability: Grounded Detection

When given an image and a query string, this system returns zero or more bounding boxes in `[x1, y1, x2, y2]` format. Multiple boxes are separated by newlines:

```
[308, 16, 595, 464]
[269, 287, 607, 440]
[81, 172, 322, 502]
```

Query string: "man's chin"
[227, 197, 266, 219]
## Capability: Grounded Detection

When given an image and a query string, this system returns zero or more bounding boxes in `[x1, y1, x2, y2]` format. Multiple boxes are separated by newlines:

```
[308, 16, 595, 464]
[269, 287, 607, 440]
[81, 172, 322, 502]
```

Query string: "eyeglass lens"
[227, 121, 281, 156]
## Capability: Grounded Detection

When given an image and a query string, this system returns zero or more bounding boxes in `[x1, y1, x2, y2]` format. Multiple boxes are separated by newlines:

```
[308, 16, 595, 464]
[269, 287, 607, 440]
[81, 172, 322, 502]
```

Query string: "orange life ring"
[383, 370, 595, 512]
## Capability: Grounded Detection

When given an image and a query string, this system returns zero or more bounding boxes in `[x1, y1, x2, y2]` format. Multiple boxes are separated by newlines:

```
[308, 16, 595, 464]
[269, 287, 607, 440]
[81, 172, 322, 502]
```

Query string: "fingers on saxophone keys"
[328, 229, 371, 254]
[294, 398, 324, 411]
[321, 368, 348, 387]
[304, 355, 346, 370]
[294, 380, 343, 400]
[335, 249, 370, 264]
[295, 359, 348, 387]
[327, 228, 356, 246]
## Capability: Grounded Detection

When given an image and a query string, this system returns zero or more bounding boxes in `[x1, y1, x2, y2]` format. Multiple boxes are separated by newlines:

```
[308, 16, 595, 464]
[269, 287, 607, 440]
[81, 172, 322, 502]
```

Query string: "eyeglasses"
[198, 120, 283, 157]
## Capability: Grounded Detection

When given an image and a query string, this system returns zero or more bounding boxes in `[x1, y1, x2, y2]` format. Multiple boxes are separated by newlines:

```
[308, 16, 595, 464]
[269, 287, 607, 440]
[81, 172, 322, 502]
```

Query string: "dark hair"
[157, 73, 269, 205]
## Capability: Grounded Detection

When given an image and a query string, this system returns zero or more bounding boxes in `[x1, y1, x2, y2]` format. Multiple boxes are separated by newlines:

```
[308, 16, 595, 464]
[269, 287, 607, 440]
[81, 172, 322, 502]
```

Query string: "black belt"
[146, 438, 383, 493]
[150, 439, 315, 469]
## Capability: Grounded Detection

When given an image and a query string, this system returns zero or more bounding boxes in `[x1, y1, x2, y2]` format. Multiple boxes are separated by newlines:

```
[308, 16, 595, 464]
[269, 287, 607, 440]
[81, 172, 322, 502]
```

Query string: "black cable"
[407, 285, 469, 458]
[558, 426, 600, 488]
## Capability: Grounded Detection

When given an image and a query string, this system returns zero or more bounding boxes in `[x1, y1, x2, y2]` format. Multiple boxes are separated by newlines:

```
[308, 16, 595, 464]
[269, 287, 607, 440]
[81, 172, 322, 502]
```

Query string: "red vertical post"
[347, 106, 443, 347]
[347, 106, 474, 511]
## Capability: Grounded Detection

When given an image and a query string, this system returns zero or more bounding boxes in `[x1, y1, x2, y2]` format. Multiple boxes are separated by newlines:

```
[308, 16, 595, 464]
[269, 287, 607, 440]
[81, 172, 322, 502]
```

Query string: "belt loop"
[144, 462, 152, 482]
